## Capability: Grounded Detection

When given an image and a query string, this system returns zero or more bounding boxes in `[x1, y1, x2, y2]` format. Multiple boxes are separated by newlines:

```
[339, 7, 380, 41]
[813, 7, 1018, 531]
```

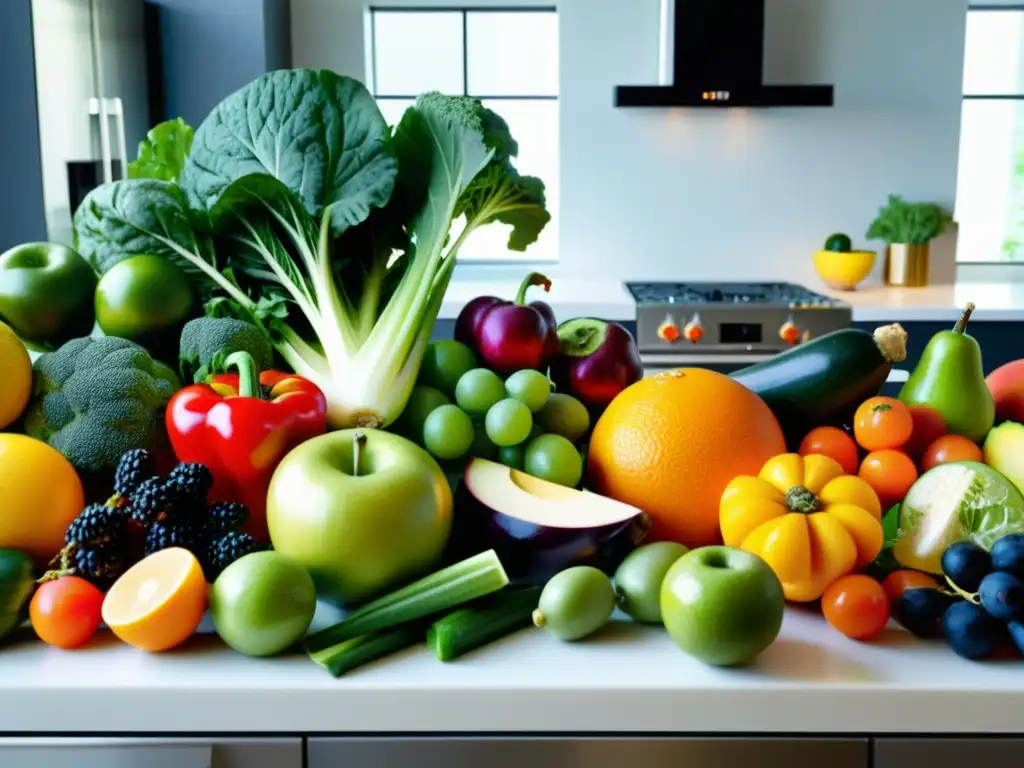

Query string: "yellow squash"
[719, 453, 884, 602]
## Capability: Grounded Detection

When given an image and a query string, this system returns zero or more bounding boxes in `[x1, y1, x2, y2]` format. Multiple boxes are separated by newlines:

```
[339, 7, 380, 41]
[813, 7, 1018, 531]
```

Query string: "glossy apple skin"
[661, 546, 784, 667]
[550, 321, 643, 411]
[454, 296, 501, 352]
[987, 359, 1024, 424]
[477, 306, 557, 375]
[450, 481, 651, 584]
[266, 429, 453, 607]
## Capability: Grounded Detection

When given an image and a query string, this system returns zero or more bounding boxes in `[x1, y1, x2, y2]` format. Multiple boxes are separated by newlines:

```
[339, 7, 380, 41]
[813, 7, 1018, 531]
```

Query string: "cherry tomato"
[881, 569, 939, 602]
[920, 434, 983, 472]
[822, 574, 891, 640]
[858, 449, 918, 509]
[901, 405, 947, 460]
[30, 576, 104, 650]
[798, 426, 860, 475]
[854, 396, 914, 451]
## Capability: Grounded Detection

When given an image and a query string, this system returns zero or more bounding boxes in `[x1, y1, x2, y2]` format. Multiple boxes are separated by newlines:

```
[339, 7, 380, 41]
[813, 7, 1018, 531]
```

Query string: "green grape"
[423, 404, 474, 460]
[525, 434, 584, 488]
[498, 444, 525, 470]
[470, 422, 499, 461]
[504, 369, 552, 412]
[535, 393, 590, 443]
[485, 399, 533, 447]
[419, 340, 477, 397]
[455, 368, 506, 416]
[527, 423, 544, 441]
[392, 385, 450, 445]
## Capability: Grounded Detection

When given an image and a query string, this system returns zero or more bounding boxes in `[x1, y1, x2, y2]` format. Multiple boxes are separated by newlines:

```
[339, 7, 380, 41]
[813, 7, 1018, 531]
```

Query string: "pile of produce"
[4, 66, 1024, 675]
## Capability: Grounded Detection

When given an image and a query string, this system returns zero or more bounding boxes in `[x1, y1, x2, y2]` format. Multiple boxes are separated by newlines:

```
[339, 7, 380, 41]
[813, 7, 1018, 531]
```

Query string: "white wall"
[290, 0, 968, 286]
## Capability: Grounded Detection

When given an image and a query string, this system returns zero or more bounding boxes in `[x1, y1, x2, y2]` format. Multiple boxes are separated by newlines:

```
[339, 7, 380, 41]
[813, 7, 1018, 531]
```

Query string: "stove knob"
[683, 314, 703, 344]
[657, 316, 681, 342]
[779, 319, 800, 345]
[801, 328, 813, 344]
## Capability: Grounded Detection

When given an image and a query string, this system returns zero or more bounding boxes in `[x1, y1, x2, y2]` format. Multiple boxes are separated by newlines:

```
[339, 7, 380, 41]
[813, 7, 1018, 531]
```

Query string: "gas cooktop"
[626, 281, 845, 308]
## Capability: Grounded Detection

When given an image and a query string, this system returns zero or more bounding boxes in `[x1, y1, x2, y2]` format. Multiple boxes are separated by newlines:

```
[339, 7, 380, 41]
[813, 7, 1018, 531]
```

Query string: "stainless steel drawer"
[875, 738, 1024, 768]
[307, 737, 869, 768]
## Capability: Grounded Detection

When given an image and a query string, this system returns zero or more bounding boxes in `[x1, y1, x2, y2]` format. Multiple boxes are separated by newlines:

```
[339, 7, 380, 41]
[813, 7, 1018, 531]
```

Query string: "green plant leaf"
[180, 69, 397, 234]
[866, 194, 953, 244]
[127, 118, 194, 182]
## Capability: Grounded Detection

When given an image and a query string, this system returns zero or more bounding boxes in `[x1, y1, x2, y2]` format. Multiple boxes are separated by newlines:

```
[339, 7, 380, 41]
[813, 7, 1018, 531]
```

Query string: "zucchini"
[427, 586, 542, 661]
[316, 624, 424, 678]
[731, 323, 908, 445]
[0, 549, 35, 643]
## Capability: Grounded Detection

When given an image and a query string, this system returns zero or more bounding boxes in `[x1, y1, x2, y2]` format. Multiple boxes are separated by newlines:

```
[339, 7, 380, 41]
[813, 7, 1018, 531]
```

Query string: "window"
[956, 5, 1024, 262]
[368, 6, 559, 262]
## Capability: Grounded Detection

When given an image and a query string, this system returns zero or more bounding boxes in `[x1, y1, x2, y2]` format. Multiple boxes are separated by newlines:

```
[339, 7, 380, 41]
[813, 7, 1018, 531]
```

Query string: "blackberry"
[166, 463, 214, 507]
[207, 531, 263, 579]
[128, 477, 177, 525]
[73, 543, 127, 587]
[113, 449, 156, 497]
[205, 502, 249, 534]
[144, 521, 206, 557]
[65, 504, 126, 547]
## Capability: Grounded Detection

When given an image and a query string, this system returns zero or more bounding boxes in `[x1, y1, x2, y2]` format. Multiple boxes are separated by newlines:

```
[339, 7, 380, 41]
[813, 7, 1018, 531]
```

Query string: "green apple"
[266, 429, 453, 607]
[984, 421, 1024, 497]
[660, 546, 784, 667]
[210, 551, 317, 657]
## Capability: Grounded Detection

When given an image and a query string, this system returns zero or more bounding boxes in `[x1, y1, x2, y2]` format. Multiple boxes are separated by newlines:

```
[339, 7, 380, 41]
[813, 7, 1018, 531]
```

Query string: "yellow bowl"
[813, 249, 876, 291]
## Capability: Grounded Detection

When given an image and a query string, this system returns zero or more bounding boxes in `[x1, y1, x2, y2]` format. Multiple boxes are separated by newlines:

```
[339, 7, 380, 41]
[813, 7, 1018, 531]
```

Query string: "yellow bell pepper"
[719, 453, 884, 602]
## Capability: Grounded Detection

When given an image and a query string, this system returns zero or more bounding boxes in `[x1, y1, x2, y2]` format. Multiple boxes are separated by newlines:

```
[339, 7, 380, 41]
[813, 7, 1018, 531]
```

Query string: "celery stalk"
[318, 624, 424, 678]
[427, 586, 542, 662]
[305, 550, 509, 663]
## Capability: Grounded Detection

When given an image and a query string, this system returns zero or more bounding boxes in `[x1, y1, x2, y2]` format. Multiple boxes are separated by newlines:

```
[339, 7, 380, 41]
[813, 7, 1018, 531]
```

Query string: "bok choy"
[72, 69, 550, 429]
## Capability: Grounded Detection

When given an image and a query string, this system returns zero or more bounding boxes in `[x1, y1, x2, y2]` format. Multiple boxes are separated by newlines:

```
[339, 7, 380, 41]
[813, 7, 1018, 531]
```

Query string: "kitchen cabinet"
[874, 738, 1024, 768]
[0, 739, 302, 768]
[307, 737, 869, 768]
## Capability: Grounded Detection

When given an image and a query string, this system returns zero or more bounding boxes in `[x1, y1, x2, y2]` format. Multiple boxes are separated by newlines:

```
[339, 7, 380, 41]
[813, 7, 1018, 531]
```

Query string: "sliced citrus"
[102, 548, 207, 652]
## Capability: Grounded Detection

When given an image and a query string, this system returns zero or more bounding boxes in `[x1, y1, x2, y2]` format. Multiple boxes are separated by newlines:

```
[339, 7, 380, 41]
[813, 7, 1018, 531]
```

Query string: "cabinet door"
[0, 738, 302, 768]
[875, 738, 1024, 768]
[308, 737, 869, 768]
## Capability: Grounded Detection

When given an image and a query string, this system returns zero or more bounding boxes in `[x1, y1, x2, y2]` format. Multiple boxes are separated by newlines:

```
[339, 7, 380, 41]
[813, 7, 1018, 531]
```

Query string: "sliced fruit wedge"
[102, 547, 207, 652]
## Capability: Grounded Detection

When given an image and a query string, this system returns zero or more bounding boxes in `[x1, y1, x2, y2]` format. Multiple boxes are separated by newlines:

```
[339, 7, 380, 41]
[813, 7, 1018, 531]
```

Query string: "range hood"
[615, 0, 834, 108]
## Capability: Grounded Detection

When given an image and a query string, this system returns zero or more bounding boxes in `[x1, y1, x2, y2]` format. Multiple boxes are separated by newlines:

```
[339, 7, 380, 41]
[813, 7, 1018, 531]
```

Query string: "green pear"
[899, 303, 994, 443]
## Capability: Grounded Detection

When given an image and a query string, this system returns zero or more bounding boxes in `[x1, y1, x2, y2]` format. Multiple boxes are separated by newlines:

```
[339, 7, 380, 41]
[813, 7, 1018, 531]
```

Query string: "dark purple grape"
[991, 534, 1024, 580]
[894, 588, 956, 638]
[941, 600, 1002, 660]
[941, 542, 991, 593]
[979, 571, 1024, 621]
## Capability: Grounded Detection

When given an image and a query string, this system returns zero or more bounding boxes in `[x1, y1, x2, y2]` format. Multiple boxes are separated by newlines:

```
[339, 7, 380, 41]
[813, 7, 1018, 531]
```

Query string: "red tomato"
[902, 405, 947, 460]
[822, 574, 891, 640]
[30, 576, 104, 650]
[920, 434, 983, 473]
[858, 449, 918, 509]
[798, 426, 860, 475]
[854, 396, 914, 451]
[881, 569, 939, 602]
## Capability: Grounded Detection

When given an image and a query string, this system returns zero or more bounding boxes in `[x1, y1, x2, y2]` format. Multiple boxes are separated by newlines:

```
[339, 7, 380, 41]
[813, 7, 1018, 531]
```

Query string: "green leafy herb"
[866, 194, 953, 245]
[128, 118, 194, 183]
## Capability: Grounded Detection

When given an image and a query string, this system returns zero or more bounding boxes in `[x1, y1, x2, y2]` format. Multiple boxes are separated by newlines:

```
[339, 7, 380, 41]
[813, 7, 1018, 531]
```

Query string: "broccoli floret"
[23, 337, 182, 474]
[179, 317, 273, 383]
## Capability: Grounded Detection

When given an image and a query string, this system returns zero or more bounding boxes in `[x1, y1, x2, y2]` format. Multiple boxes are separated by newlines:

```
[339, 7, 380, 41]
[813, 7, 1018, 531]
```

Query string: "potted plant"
[866, 194, 953, 287]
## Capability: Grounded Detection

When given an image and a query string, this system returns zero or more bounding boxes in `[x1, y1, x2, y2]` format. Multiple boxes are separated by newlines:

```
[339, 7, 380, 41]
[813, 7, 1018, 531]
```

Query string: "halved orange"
[102, 548, 207, 652]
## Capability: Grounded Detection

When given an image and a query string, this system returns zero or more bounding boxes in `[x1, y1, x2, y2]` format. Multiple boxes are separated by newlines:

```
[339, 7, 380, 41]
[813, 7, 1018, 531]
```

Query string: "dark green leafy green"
[866, 194, 953, 245]
[128, 118, 194, 182]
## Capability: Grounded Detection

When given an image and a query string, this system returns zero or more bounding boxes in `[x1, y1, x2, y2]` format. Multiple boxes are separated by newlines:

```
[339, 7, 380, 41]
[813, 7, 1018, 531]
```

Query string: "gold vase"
[884, 243, 929, 287]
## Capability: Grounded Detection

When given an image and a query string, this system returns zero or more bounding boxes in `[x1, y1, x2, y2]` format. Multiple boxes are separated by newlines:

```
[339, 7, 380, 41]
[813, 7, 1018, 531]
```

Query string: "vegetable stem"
[304, 550, 509, 661]
[953, 302, 976, 334]
[317, 624, 424, 678]
[223, 352, 262, 399]
[352, 431, 366, 477]
[514, 272, 552, 305]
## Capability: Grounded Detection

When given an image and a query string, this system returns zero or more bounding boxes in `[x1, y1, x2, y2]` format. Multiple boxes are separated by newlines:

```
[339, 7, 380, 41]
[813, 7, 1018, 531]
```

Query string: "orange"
[102, 548, 207, 652]
[587, 369, 786, 548]
[0, 434, 85, 566]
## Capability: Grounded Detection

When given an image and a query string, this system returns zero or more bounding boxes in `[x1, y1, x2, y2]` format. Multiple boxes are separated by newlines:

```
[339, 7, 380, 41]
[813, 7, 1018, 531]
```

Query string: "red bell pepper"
[165, 351, 327, 542]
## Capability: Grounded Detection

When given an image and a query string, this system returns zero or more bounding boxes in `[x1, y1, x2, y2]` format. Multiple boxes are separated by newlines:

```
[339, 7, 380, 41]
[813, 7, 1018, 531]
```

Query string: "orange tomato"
[858, 449, 918, 509]
[798, 426, 860, 475]
[30, 576, 104, 650]
[822, 574, 891, 640]
[902, 405, 947, 460]
[881, 569, 939, 601]
[854, 396, 914, 451]
[920, 434, 983, 472]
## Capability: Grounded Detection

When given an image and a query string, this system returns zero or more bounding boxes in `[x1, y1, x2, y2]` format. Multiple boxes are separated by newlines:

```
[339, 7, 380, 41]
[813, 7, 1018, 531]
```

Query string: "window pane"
[955, 100, 1024, 262]
[458, 99, 559, 260]
[466, 12, 558, 96]
[373, 11, 464, 96]
[963, 11, 1024, 95]
[376, 98, 414, 130]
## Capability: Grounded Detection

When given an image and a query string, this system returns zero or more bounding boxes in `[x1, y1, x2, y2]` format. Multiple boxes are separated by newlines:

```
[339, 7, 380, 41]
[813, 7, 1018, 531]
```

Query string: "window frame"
[365, 4, 560, 265]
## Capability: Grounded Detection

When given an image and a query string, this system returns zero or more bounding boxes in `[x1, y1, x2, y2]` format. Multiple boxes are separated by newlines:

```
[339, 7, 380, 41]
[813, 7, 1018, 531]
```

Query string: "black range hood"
[615, 0, 834, 109]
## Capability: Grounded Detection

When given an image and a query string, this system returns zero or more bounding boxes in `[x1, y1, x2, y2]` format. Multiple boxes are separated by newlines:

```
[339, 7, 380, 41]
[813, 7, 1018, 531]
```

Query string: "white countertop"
[3, 607, 1024, 734]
